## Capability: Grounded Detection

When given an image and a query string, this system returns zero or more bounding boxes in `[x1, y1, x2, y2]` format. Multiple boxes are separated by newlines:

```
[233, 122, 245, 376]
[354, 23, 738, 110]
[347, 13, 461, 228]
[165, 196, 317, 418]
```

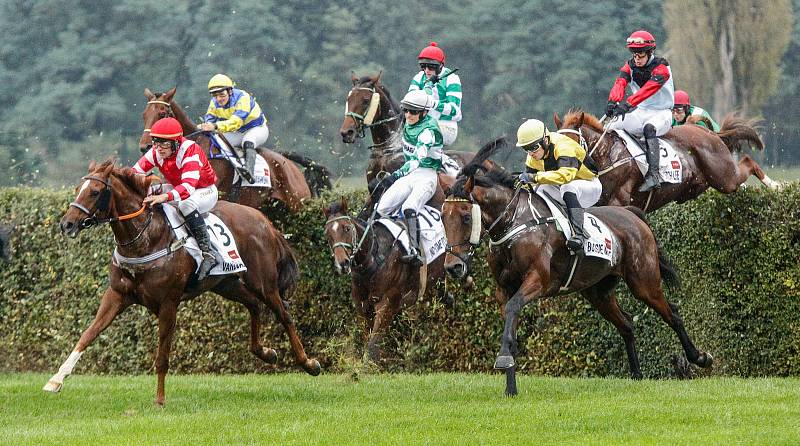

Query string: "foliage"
[1, 184, 799, 377]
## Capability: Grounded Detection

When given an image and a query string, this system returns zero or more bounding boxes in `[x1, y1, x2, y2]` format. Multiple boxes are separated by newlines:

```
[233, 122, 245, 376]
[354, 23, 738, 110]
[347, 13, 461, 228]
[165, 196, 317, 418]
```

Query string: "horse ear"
[553, 112, 562, 129]
[340, 196, 348, 212]
[351, 71, 358, 85]
[578, 112, 585, 127]
[465, 176, 475, 195]
[438, 172, 454, 196]
[374, 71, 383, 85]
[144, 88, 155, 100]
[88, 160, 97, 172]
[164, 87, 177, 102]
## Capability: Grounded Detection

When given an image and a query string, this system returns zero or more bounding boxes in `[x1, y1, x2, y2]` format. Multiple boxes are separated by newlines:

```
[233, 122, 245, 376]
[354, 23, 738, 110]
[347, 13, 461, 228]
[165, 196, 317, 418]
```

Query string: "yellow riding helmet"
[515, 119, 548, 147]
[208, 74, 235, 93]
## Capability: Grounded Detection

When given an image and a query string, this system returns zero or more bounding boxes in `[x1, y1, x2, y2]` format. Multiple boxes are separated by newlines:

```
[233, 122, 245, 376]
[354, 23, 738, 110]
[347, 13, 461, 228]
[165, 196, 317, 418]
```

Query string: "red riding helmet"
[626, 30, 656, 52]
[418, 41, 445, 65]
[150, 117, 183, 141]
[674, 90, 691, 107]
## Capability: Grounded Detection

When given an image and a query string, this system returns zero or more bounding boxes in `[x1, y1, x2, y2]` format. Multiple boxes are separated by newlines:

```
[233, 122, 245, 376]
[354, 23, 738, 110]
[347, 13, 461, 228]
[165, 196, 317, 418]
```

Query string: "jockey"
[408, 42, 462, 146]
[198, 74, 269, 181]
[135, 117, 221, 281]
[515, 119, 602, 254]
[606, 30, 675, 193]
[375, 89, 444, 266]
[672, 90, 720, 132]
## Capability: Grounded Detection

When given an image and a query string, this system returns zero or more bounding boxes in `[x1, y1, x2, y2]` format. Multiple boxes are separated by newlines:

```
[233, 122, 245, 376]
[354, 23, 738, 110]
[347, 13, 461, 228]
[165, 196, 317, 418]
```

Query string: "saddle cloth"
[208, 139, 272, 188]
[441, 153, 461, 177]
[163, 204, 247, 276]
[612, 130, 682, 184]
[375, 205, 447, 265]
[535, 189, 615, 263]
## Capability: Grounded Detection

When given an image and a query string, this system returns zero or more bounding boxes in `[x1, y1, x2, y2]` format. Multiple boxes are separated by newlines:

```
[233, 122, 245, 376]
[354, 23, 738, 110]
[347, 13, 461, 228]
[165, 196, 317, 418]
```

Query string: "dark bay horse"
[442, 140, 712, 396]
[140, 87, 331, 213]
[45, 160, 320, 405]
[554, 110, 778, 212]
[323, 197, 446, 362]
[339, 72, 487, 182]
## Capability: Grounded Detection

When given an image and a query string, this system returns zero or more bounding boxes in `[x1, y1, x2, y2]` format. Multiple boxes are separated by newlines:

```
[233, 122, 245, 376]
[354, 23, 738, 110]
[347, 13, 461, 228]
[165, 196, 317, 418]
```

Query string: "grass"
[2, 373, 799, 445]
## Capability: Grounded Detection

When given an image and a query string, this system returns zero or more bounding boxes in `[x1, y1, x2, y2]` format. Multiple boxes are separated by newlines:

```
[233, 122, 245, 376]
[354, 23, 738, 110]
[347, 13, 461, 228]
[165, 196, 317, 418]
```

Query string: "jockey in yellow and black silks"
[515, 119, 602, 253]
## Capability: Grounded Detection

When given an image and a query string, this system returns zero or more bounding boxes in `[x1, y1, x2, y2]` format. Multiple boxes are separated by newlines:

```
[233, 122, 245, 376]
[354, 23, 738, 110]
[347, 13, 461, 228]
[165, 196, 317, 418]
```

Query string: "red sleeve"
[608, 63, 631, 102]
[626, 63, 670, 106]
[132, 149, 156, 174]
[170, 144, 203, 201]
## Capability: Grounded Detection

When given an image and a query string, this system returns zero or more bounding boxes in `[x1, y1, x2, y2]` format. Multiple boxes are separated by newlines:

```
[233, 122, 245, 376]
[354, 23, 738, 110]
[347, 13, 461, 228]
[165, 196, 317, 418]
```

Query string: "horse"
[554, 110, 778, 212]
[140, 87, 331, 214]
[339, 72, 488, 182]
[322, 197, 446, 362]
[45, 160, 320, 405]
[441, 138, 713, 396]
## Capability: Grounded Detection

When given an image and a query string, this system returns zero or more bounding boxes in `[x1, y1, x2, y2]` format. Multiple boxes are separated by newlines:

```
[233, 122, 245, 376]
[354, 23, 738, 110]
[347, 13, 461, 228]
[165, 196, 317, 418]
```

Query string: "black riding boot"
[400, 209, 423, 266]
[638, 126, 662, 192]
[184, 210, 219, 281]
[243, 141, 257, 181]
[563, 192, 588, 254]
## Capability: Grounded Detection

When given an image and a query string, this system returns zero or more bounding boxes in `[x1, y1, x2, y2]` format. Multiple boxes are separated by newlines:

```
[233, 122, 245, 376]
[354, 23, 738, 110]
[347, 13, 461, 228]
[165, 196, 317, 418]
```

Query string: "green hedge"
[1, 184, 798, 377]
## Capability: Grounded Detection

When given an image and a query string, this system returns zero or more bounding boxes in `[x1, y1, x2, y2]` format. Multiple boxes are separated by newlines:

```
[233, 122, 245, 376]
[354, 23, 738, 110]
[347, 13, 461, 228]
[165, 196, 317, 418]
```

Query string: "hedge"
[0, 183, 798, 377]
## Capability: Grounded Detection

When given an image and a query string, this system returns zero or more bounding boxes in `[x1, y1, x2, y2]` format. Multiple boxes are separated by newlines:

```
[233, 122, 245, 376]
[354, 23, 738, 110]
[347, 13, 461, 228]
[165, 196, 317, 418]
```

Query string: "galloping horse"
[442, 139, 712, 396]
[141, 87, 330, 214]
[45, 160, 320, 405]
[339, 72, 488, 182]
[323, 197, 445, 362]
[554, 110, 777, 212]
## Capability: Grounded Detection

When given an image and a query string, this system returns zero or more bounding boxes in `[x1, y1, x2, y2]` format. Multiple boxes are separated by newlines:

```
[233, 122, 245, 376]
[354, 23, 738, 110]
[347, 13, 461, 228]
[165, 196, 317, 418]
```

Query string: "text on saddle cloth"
[612, 129, 683, 184]
[162, 204, 247, 275]
[536, 190, 616, 263]
[208, 137, 272, 188]
[375, 205, 447, 265]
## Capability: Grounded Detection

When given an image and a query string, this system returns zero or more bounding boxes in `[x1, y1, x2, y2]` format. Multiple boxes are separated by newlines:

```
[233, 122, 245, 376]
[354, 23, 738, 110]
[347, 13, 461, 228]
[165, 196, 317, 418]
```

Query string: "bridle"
[344, 85, 401, 139]
[323, 214, 373, 263]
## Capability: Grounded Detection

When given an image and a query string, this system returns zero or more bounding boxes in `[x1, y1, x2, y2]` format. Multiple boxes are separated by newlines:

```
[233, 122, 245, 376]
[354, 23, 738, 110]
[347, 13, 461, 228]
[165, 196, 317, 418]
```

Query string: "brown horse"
[554, 110, 778, 212]
[442, 139, 712, 396]
[140, 87, 330, 213]
[44, 160, 320, 405]
[339, 72, 487, 182]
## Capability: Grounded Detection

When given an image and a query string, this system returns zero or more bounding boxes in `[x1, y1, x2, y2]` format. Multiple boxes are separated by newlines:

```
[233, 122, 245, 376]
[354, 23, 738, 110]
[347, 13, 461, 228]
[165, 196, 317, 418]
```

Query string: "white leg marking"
[43, 350, 83, 393]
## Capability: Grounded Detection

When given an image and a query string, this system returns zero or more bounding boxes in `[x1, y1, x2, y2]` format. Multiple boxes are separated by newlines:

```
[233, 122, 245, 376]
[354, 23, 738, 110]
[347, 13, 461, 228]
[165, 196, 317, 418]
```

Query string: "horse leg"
[366, 295, 402, 363]
[351, 283, 372, 353]
[154, 302, 179, 406]
[263, 288, 321, 375]
[736, 155, 780, 189]
[583, 279, 642, 379]
[43, 287, 130, 393]
[213, 279, 277, 365]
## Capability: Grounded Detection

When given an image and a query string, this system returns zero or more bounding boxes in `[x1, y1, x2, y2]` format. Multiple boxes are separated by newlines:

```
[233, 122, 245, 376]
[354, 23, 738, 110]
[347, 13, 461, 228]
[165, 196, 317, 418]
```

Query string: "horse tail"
[625, 206, 682, 292]
[717, 113, 764, 153]
[279, 151, 333, 197]
[271, 224, 299, 300]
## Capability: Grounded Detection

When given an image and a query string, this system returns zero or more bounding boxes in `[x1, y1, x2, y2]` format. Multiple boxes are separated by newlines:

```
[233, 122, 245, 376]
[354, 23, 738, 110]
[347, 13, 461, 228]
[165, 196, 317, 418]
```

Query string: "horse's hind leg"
[583, 278, 642, 379]
[736, 154, 779, 189]
[213, 279, 277, 365]
[263, 288, 321, 375]
[43, 287, 130, 393]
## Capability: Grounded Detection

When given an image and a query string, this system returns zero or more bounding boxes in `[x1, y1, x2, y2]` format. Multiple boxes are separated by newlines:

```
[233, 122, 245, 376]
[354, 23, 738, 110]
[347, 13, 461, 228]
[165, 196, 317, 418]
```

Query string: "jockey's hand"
[612, 102, 634, 117]
[428, 73, 440, 84]
[198, 122, 216, 132]
[143, 193, 170, 207]
[606, 101, 617, 118]
[515, 172, 536, 189]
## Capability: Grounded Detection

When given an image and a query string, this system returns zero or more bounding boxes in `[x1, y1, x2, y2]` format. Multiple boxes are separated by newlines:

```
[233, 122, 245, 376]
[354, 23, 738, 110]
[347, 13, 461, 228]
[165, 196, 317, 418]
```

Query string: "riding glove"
[613, 102, 634, 117]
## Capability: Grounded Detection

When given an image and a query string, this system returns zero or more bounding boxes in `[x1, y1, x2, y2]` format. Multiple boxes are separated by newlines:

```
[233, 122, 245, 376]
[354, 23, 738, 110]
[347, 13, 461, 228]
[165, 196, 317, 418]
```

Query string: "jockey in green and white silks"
[672, 90, 721, 132]
[408, 42, 462, 146]
[376, 90, 444, 266]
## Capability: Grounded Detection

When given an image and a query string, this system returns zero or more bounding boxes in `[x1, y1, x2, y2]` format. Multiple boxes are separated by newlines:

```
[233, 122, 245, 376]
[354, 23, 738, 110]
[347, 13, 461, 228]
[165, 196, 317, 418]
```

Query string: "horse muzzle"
[59, 218, 82, 238]
[340, 128, 356, 144]
[333, 257, 351, 275]
[444, 257, 468, 279]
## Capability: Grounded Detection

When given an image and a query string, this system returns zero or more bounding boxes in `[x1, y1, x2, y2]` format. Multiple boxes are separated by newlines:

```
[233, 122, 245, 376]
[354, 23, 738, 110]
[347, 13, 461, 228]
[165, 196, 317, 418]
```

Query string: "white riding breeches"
[437, 120, 458, 146]
[159, 184, 219, 215]
[538, 177, 602, 208]
[377, 168, 438, 217]
[214, 122, 270, 149]
[607, 108, 672, 137]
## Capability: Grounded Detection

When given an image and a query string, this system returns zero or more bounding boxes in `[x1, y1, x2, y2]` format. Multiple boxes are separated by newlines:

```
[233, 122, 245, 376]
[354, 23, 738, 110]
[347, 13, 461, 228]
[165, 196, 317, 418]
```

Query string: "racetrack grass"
[1, 373, 798, 446]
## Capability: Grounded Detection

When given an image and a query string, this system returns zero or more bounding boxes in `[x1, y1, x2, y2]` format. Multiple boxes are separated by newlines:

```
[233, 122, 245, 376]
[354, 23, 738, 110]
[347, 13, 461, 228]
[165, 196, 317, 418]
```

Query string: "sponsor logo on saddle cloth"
[210, 137, 272, 188]
[536, 190, 616, 263]
[162, 204, 247, 275]
[612, 130, 682, 184]
[375, 205, 447, 265]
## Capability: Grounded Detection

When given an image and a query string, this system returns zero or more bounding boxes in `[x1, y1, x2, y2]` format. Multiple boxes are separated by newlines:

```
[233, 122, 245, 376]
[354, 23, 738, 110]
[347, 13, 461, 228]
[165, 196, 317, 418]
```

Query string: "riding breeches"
[214, 122, 269, 149]
[608, 108, 671, 137]
[538, 177, 602, 208]
[159, 184, 219, 215]
[437, 120, 458, 146]
[377, 168, 437, 217]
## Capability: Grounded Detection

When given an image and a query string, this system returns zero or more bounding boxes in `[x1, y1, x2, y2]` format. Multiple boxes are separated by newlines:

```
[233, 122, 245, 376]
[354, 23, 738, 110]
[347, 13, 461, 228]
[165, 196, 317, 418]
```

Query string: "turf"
[2, 373, 799, 445]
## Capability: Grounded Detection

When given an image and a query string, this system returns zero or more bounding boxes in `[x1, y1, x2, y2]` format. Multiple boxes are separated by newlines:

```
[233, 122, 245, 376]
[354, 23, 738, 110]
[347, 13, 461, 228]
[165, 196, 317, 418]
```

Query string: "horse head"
[340, 71, 399, 143]
[322, 197, 358, 275]
[140, 87, 177, 152]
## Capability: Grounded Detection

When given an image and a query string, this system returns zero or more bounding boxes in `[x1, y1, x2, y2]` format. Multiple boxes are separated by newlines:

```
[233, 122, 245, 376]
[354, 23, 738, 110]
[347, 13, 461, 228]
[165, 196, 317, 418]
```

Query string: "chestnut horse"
[554, 110, 778, 212]
[140, 87, 330, 213]
[44, 160, 320, 405]
[323, 197, 446, 362]
[442, 139, 712, 396]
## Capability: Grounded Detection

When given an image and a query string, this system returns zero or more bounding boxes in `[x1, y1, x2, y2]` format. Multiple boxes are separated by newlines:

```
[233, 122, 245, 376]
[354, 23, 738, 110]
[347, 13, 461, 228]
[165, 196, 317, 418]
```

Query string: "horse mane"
[718, 112, 764, 152]
[450, 136, 509, 198]
[356, 74, 399, 109]
[562, 109, 604, 132]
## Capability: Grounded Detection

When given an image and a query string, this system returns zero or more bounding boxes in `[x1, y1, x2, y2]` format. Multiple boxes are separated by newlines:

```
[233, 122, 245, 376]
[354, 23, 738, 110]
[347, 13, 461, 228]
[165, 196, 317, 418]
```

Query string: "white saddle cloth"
[612, 130, 683, 184]
[218, 146, 272, 188]
[163, 204, 247, 275]
[375, 205, 447, 265]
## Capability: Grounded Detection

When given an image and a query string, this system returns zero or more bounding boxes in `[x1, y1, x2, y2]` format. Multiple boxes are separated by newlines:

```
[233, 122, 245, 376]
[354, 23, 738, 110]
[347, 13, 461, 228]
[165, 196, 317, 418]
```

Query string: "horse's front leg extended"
[265, 289, 321, 376]
[43, 287, 130, 393]
[154, 302, 178, 406]
[366, 295, 401, 363]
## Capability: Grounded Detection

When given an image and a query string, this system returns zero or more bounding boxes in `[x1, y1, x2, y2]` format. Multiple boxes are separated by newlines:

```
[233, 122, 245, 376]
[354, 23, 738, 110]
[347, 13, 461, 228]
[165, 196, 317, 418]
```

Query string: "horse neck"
[350, 218, 375, 268]
[369, 88, 403, 148]
[168, 100, 196, 135]
[476, 186, 550, 241]
[108, 175, 170, 257]
[584, 125, 618, 164]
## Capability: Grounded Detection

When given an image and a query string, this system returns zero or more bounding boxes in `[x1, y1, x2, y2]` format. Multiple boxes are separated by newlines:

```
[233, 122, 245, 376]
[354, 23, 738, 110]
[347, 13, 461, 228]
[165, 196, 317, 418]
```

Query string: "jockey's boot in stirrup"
[184, 210, 219, 281]
[638, 135, 662, 193]
[563, 192, 588, 254]
[243, 141, 257, 181]
[400, 209, 424, 267]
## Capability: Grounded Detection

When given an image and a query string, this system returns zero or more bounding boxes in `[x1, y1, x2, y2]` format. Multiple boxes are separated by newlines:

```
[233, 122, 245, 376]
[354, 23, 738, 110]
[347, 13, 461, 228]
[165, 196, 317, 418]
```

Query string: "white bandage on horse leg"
[469, 204, 482, 245]
[43, 350, 83, 392]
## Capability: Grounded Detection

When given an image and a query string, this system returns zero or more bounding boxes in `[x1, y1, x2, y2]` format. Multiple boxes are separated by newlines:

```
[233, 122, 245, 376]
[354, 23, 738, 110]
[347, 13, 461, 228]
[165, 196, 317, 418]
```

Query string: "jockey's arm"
[608, 63, 631, 103]
[535, 159, 579, 185]
[434, 73, 462, 121]
[132, 150, 156, 176]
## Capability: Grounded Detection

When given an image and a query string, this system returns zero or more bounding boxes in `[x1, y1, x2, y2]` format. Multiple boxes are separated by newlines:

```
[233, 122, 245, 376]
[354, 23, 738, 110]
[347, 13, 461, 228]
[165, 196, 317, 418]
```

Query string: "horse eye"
[462, 214, 471, 224]
[90, 190, 100, 197]
[344, 226, 352, 232]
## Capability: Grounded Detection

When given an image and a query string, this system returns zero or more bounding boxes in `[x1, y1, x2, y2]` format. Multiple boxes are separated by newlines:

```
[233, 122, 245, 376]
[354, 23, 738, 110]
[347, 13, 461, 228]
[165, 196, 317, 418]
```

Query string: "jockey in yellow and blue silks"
[197, 74, 269, 180]
[516, 119, 602, 253]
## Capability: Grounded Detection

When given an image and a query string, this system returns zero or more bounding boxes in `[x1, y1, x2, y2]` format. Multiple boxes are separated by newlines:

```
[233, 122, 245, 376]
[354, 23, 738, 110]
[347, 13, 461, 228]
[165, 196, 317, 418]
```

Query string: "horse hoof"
[504, 389, 518, 397]
[42, 380, 63, 393]
[154, 398, 165, 407]
[630, 372, 644, 380]
[697, 352, 714, 368]
[494, 355, 515, 370]
[305, 359, 321, 376]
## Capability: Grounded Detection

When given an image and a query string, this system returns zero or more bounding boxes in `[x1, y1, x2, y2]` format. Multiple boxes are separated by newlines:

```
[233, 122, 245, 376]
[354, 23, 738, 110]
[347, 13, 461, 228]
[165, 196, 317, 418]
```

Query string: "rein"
[324, 213, 375, 265]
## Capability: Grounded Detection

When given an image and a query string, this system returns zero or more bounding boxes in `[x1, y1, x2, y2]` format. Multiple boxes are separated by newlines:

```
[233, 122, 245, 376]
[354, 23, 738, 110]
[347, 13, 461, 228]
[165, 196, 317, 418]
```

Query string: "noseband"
[70, 175, 153, 246]
[324, 215, 359, 259]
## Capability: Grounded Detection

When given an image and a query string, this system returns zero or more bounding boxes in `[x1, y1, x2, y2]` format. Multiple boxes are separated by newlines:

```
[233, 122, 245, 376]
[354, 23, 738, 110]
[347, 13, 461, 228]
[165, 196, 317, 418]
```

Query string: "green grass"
[2, 374, 799, 445]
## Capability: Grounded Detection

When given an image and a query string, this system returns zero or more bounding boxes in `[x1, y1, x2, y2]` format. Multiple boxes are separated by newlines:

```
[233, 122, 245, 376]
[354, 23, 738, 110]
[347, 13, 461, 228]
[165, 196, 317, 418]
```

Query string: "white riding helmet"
[400, 90, 434, 111]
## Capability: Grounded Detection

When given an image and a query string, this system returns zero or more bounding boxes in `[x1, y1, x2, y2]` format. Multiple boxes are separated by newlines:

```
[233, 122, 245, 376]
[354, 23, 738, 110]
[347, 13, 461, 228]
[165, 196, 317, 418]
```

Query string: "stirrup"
[638, 173, 661, 192]
[566, 236, 585, 254]
[400, 250, 423, 266]
[236, 166, 255, 183]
